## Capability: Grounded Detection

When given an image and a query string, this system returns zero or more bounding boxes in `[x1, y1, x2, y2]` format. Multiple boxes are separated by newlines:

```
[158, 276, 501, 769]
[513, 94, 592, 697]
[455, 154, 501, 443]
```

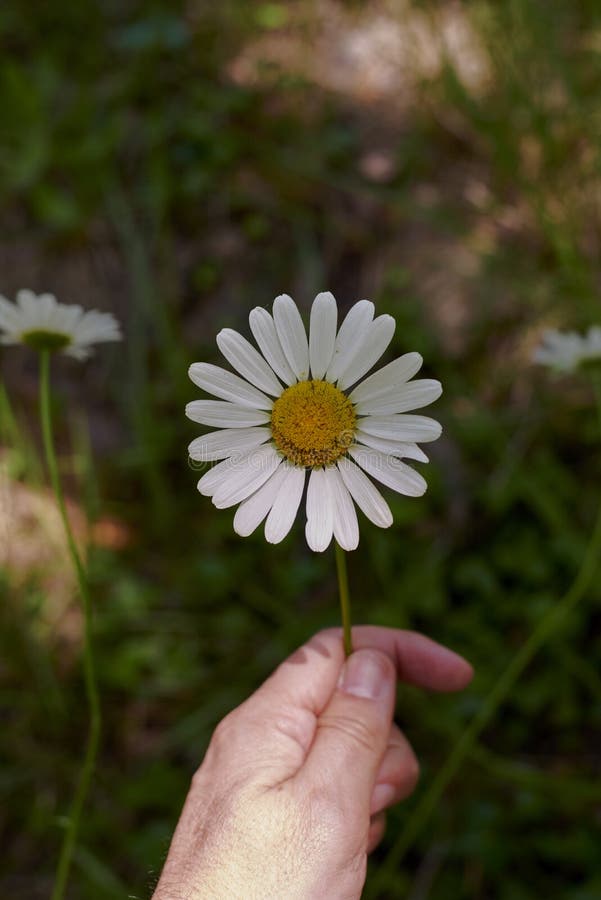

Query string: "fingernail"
[339, 650, 389, 700]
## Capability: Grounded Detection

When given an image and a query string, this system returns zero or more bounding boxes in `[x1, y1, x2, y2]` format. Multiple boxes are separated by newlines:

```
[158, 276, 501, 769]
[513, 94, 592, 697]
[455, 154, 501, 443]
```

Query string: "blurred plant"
[0, 291, 121, 900]
[370, 335, 601, 895]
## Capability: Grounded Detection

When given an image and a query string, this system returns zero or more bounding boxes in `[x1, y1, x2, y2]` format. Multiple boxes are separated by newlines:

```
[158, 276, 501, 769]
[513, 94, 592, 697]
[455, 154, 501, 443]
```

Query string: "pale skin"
[153, 626, 473, 900]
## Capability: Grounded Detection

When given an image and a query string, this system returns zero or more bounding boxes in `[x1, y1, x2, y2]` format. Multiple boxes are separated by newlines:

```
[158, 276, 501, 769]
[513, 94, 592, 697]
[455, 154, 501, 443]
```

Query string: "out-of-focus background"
[2, 1, 601, 897]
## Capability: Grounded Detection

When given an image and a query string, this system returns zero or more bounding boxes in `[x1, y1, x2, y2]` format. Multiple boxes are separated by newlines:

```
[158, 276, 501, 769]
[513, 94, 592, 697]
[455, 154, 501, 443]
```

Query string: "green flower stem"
[335, 543, 353, 656]
[371, 373, 601, 893]
[39, 351, 101, 900]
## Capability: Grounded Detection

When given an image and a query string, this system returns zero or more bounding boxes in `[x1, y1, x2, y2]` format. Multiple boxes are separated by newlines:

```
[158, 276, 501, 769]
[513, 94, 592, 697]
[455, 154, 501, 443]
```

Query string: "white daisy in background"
[187, 292, 442, 552]
[533, 326, 601, 374]
[0, 289, 122, 360]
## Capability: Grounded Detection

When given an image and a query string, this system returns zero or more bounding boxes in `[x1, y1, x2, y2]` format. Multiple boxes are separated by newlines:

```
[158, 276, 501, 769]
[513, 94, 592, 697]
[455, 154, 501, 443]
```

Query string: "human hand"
[153, 626, 473, 900]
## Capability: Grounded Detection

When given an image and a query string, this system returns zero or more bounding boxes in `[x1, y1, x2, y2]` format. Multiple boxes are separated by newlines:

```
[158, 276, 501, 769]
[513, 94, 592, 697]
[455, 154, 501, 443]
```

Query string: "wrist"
[153, 810, 365, 900]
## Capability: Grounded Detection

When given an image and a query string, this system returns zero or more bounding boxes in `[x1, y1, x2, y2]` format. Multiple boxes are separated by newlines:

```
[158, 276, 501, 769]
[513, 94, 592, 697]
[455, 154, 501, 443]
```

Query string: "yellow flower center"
[271, 380, 356, 467]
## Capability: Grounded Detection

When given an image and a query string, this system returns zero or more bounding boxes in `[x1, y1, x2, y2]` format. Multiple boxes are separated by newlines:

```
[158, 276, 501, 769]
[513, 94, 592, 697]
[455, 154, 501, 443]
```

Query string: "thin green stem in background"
[39, 351, 101, 900]
[335, 543, 353, 657]
[371, 371, 601, 895]
[0, 379, 43, 482]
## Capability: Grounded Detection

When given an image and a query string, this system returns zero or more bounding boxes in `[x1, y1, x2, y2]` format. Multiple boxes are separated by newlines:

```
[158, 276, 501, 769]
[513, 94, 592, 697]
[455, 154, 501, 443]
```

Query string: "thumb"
[299, 649, 396, 813]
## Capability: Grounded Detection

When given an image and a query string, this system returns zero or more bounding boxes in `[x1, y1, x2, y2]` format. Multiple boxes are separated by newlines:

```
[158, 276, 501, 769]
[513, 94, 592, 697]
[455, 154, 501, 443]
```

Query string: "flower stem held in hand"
[335, 543, 353, 656]
[371, 371, 601, 892]
[39, 351, 101, 900]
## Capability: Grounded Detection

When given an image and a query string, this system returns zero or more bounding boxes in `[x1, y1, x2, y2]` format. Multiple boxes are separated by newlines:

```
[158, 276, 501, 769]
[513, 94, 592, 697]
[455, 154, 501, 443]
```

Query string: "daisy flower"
[0, 289, 122, 360]
[187, 293, 442, 552]
[533, 326, 601, 374]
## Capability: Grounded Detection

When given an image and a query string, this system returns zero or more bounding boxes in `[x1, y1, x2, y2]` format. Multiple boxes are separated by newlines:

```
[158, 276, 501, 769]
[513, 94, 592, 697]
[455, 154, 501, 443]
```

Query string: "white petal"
[65, 345, 91, 360]
[71, 309, 120, 343]
[37, 293, 58, 327]
[186, 400, 270, 428]
[540, 329, 575, 350]
[197, 455, 243, 496]
[212, 444, 282, 509]
[305, 468, 334, 552]
[216, 328, 283, 397]
[248, 307, 297, 385]
[327, 466, 359, 551]
[349, 446, 427, 497]
[309, 292, 337, 380]
[336, 314, 396, 390]
[273, 294, 310, 381]
[188, 427, 271, 461]
[354, 379, 442, 416]
[265, 464, 306, 543]
[532, 347, 552, 365]
[326, 300, 374, 383]
[349, 353, 423, 404]
[587, 325, 601, 349]
[16, 290, 39, 327]
[355, 431, 429, 463]
[188, 363, 272, 410]
[532, 329, 584, 372]
[532, 346, 565, 367]
[233, 465, 289, 536]
[337, 457, 393, 528]
[358, 414, 442, 443]
[0, 296, 22, 331]
[54, 304, 83, 334]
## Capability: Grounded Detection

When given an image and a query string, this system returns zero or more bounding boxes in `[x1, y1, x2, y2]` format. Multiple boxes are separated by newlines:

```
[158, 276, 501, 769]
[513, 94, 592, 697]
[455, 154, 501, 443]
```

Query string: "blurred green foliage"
[1, 1, 601, 897]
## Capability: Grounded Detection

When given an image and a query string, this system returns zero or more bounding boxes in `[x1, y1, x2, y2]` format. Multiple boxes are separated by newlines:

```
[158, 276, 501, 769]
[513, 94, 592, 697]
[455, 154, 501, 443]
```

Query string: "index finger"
[253, 625, 473, 719]
[348, 626, 473, 693]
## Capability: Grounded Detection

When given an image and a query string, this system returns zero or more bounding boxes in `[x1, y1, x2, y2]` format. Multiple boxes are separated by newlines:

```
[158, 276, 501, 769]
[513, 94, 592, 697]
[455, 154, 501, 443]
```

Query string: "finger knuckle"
[272, 707, 315, 756]
[317, 711, 378, 754]
[212, 710, 235, 741]
[209, 710, 242, 755]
